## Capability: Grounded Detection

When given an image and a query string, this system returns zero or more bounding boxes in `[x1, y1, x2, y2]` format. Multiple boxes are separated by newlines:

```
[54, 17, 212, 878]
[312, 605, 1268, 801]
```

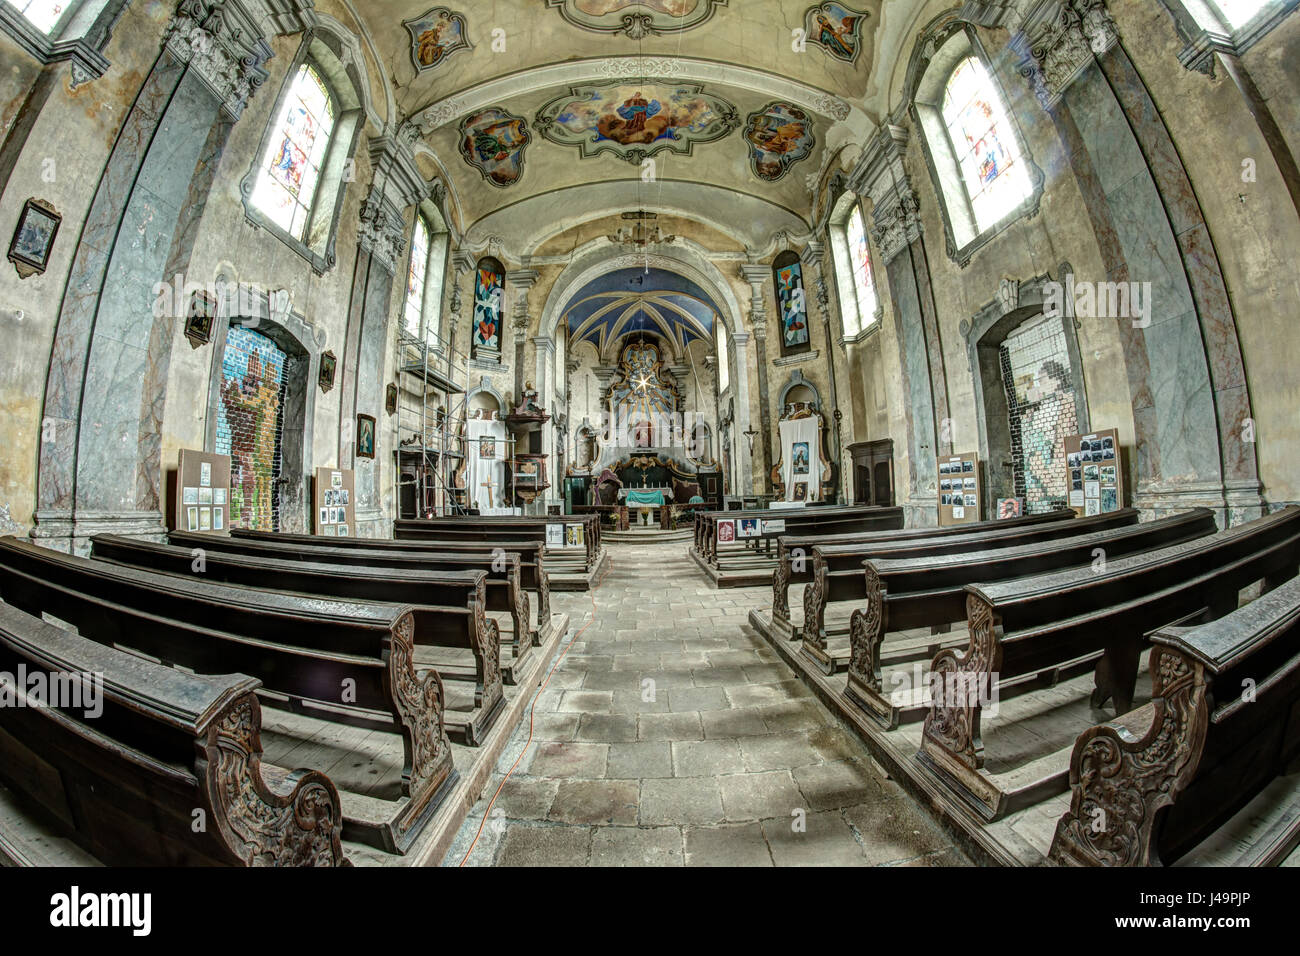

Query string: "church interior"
[0, 0, 1298, 877]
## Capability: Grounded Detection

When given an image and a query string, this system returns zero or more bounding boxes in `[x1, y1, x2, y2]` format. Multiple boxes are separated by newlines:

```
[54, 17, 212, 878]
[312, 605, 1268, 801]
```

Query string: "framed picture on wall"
[319, 351, 337, 393]
[386, 383, 398, 416]
[357, 414, 376, 459]
[8, 198, 61, 279]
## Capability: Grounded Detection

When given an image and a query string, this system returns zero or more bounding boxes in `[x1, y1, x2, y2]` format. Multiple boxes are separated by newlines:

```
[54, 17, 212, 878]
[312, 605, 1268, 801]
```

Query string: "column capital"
[1014, 0, 1119, 111]
[163, 0, 274, 120]
[357, 191, 407, 276]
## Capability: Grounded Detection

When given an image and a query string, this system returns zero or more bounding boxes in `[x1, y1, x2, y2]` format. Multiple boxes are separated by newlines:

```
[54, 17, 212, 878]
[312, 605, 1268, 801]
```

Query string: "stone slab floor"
[444, 541, 970, 866]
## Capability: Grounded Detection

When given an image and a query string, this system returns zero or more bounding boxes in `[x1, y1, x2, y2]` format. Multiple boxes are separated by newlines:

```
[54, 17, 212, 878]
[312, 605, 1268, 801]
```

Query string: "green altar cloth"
[626, 490, 666, 507]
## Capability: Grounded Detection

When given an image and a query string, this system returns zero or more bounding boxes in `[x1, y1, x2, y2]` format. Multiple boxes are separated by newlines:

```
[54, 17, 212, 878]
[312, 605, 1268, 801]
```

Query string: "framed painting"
[356, 414, 376, 460]
[386, 383, 398, 416]
[319, 351, 337, 393]
[8, 198, 61, 279]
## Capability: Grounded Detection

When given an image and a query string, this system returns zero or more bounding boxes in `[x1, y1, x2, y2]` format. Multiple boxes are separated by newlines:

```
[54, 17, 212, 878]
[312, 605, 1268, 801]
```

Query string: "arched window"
[772, 250, 811, 357]
[250, 64, 337, 242]
[908, 20, 1042, 265]
[0, 0, 127, 84]
[10, 0, 68, 32]
[716, 321, 730, 393]
[940, 56, 1033, 234]
[1211, 0, 1271, 28]
[845, 206, 878, 333]
[403, 215, 431, 337]
[554, 326, 566, 400]
[829, 195, 878, 340]
[472, 257, 505, 359]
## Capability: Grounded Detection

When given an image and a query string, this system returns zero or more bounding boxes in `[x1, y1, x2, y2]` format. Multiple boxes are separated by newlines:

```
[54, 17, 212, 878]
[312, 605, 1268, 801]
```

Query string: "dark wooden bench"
[0, 601, 350, 866]
[839, 509, 1218, 726]
[574, 503, 628, 531]
[395, 515, 601, 572]
[769, 509, 1076, 633]
[219, 528, 552, 627]
[917, 506, 1300, 821]
[0, 537, 457, 853]
[799, 509, 1140, 653]
[90, 534, 506, 739]
[695, 504, 852, 564]
[700, 506, 905, 569]
[1049, 573, 1300, 866]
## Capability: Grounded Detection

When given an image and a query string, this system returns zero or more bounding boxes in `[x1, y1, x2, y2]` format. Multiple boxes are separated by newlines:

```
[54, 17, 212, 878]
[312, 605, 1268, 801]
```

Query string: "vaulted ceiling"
[337, 0, 936, 253]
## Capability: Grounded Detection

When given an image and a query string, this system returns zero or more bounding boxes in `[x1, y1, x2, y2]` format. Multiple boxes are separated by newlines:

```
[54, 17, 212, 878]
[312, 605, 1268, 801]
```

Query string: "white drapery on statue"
[779, 416, 822, 503]
[466, 416, 508, 513]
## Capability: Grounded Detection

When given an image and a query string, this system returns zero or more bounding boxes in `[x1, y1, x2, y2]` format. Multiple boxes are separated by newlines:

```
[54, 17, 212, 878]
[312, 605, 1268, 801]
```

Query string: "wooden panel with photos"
[938, 451, 982, 527]
[314, 467, 357, 537]
[175, 449, 232, 535]
[1064, 428, 1123, 517]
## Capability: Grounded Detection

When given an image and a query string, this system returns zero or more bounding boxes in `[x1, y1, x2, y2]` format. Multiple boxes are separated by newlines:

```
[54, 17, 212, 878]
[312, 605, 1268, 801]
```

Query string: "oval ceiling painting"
[459, 107, 532, 187]
[745, 103, 816, 183]
[535, 83, 739, 164]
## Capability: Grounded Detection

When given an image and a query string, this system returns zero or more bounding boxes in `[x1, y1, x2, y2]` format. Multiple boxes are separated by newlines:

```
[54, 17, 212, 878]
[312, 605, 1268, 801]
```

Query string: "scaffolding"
[393, 323, 519, 517]
[394, 322, 468, 518]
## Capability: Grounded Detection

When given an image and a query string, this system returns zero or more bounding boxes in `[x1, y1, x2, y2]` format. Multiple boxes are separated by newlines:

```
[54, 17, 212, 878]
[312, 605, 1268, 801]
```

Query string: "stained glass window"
[846, 206, 878, 333]
[250, 64, 337, 241]
[716, 321, 730, 393]
[404, 216, 430, 337]
[7, 0, 68, 33]
[472, 258, 504, 357]
[1210, 0, 1271, 28]
[941, 56, 1033, 233]
[774, 251, 810, 353]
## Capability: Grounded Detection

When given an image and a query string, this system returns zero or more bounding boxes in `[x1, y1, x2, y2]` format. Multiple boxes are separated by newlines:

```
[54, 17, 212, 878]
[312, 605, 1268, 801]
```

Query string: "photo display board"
[175, 449, 232, 535]
[314, 467, 357, 537]
[938, 452, 981, 527]
[1064, 428, 1123, 517]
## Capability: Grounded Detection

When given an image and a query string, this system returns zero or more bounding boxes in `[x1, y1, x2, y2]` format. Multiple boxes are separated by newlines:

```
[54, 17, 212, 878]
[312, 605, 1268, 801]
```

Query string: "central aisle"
[445, 540, 968, 866]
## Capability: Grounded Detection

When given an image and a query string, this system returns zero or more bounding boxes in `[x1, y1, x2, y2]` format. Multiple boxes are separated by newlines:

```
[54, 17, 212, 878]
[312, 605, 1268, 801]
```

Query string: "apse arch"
[538, 241, 747, 349]
[560, 268, 721, 365]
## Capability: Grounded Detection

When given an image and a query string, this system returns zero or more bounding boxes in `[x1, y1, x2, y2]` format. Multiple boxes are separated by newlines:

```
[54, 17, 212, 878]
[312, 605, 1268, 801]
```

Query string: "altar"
[618, 487, 673, 527]
[620, 488, 673, 506]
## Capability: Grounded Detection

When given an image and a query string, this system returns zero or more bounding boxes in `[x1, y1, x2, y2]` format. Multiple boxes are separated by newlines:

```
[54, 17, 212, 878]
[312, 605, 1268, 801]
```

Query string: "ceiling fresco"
[534, 82, 740, 164]
[339, 0, 916, 249]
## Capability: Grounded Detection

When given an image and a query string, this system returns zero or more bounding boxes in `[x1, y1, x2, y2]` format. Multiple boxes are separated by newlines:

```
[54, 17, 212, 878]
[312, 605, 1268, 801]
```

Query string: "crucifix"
[480, 481, 494, 509]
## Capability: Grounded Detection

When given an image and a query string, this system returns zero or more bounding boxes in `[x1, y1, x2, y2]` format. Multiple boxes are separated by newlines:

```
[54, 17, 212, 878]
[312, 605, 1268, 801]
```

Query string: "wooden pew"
[395, 515, 601, 573]
[917, 506, 1300, 821]
[799, 509, 1140, 652]
[1049, 574, 1300, 867]
[839, 509, 1218, 726]
[89, 535, 506, 740]
[218, 528, 552, 627]
[769, 508, 1076, 633]
[699, 505, 906, 573]
[0, 601, 351, 866]
[0, 537, 457, 853]
[121, 533, 536, 686]
[702, 504, 904, 580]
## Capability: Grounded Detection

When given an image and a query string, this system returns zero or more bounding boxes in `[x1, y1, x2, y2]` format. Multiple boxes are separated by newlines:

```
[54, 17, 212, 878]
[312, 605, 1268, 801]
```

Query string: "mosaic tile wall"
[1000, 317, 1079, 514]
[216, 326, 288, 531]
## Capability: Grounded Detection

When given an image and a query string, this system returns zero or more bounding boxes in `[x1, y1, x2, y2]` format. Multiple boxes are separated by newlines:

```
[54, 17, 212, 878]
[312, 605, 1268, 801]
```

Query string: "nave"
[440, 541, 966, 867]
